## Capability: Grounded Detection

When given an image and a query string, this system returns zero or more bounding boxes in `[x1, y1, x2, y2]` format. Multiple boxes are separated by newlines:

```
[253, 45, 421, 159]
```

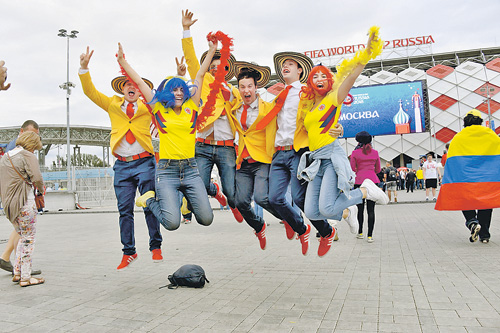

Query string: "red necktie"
[220, 85, 231, 116]
[241, 104, 249, 131]
[125, 103, 136, 144]
[255, 85, 293, 130]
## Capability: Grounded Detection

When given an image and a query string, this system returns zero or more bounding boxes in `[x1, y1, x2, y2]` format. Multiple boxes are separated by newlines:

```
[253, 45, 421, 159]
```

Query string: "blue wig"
[150, 77, 197, 109]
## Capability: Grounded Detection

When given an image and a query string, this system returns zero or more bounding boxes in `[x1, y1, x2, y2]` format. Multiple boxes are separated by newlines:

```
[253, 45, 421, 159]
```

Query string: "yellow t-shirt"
[303, 91, 341, 152]
[152, 99, 198, 159]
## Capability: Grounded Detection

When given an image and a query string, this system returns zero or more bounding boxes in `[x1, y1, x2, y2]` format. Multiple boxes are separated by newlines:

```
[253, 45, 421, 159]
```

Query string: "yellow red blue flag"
[435, 125, 500, 210]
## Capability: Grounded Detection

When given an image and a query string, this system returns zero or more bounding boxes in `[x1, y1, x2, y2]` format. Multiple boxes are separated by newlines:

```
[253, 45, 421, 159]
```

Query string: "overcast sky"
[1, 0, 499, 162]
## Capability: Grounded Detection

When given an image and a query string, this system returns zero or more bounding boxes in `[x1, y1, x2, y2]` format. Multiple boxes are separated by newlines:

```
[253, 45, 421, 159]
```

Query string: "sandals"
[19, 277, 45, 287]
[12, 275, 21, 283]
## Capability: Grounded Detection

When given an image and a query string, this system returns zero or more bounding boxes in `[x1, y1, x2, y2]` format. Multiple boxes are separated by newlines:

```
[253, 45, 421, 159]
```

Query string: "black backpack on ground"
[161, 264, 209, 289]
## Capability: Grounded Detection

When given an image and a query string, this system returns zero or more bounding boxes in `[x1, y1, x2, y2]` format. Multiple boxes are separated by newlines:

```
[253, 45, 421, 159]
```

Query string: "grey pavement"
[1, 190, 499, 333]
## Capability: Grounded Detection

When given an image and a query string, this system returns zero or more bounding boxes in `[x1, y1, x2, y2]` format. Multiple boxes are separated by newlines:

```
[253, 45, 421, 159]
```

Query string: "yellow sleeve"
[229, 84, 242, 108]
[79, 71, 112, 112]
[181, 37, 200, 80]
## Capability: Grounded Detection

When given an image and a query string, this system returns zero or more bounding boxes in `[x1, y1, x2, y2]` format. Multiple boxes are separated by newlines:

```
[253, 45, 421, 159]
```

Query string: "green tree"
[56, 154, 108, 168]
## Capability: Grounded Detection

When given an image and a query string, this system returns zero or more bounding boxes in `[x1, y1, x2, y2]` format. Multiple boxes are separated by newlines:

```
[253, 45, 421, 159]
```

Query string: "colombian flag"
[435, 125, 500, 211]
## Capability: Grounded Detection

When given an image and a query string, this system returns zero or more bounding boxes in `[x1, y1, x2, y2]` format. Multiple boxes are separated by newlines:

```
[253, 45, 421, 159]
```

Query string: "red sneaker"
[318, 229, 336, 257]
[297, 224, 311, 256]
[255, 223, 267, 250]
[117, 253, 138, 270]
[151, 249, 163, 262]
[283, 220, 296, 240]
[214, 183, 227, 207]
[230, 207, 244, 223]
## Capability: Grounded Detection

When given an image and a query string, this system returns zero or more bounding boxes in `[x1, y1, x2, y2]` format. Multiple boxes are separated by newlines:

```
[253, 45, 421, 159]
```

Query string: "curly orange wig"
[300, 65, 334, 100]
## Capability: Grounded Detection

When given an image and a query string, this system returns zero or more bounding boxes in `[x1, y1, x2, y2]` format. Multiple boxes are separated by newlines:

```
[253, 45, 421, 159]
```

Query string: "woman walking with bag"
[350, 131, 381, 243]
[0, 131, 45, 287]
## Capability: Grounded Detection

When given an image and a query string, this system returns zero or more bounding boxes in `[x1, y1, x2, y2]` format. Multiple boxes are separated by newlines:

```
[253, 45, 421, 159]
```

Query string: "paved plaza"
[1, 190, 499, 333]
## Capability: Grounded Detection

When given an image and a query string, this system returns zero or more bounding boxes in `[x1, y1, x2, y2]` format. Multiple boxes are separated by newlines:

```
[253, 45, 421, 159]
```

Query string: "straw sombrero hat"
[233, 61, 271, 88]
[111, 76, 154, 95]
[200, 50, 236, 81]
[273, 51, 313, 84]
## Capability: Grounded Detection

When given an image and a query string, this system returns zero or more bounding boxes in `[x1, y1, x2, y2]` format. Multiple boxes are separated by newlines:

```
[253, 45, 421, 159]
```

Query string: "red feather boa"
[196, 31, 233, 131]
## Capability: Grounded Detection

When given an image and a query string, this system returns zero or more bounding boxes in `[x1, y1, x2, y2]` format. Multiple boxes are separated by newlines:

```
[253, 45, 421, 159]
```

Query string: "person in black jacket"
[406, 169, 416, 193]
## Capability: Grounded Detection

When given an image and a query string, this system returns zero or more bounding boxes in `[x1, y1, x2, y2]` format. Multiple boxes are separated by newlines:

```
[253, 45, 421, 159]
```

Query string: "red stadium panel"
[486, 58, 500, 73]
[475, 99, 500, 114]
[434, 127, 457, 143]
[426, 64, 454, 79]
[474, 82, 500, 98]
[496, 126, 500, 135]
[430, 94, 457, 111]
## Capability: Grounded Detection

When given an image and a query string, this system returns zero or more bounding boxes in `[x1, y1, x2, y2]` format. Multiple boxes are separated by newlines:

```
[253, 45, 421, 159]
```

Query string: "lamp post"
[480, 82, 494, 129]
[57, 29, 78, 190]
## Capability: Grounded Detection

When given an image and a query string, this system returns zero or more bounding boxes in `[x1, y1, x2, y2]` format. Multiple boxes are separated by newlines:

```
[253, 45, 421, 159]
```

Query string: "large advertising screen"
[339, 80, 430, 138]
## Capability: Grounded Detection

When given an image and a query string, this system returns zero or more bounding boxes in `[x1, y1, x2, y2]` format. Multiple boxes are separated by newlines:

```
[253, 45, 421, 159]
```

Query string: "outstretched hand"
[208, 40, 218, 52]
[117, 43, 125, 62]
[0, 60, 11, 91]
[80, 46, 94, 70]
[176, 56, 186, 76]
[366, 30, 378, 56]
[182, 9, 198, 30]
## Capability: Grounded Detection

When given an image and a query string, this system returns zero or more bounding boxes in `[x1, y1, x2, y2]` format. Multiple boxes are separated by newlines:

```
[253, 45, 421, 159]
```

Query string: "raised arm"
[79, 46, 114, 111]
[176, 56, 187, 77]
[337, 29, 380, 103]
[181, 9, 200, 79]
[0, 60, 11, 91]
[182, 9, 198, 32]
[191, 41, 216, 106]
[79, 46, 94, 70]
[116, 43, 153, 103]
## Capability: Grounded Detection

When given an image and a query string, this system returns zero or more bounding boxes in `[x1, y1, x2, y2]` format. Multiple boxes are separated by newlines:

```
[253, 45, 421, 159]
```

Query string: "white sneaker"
[367, 237, 374, 243]
[343, 206, 358, 234]
[357, 233, 364, 239]
[361, 179, 389, 205]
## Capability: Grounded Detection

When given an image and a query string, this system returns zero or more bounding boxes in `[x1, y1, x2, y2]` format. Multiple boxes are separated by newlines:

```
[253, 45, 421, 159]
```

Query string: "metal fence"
[43, 167, 117, 207]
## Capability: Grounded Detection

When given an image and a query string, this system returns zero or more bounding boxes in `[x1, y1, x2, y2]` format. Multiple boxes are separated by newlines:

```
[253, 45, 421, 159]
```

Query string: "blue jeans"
[269, 149, 331, 236]
[235, 160, 281, 233]
[305, 159, 363, 221]
[195, 142, 237, 208]
[147, 158, 213, 230]
[113, 156, 162, 255]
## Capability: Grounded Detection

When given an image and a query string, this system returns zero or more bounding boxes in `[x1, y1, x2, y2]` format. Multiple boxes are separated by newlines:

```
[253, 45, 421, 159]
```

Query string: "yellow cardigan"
[79, 71, 154, 155]
[229, 97, 277, 167]
[182, 37, 241, 134]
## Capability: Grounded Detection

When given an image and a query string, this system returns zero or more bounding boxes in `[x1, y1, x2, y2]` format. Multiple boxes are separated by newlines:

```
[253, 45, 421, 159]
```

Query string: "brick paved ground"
[1, 190, 499, 332]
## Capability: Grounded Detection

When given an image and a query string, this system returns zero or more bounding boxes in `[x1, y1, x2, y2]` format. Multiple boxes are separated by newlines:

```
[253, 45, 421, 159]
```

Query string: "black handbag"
[162, 264, 209, 289]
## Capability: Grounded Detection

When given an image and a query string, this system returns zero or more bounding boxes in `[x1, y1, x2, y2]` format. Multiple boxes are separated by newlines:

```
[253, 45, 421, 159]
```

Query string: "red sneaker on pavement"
[318, 229, 336, 257]
[297, 224, 311, 256]
[283, 220, 296, 240]
[151, 249, 163, 262]
[214, 183, 227, 207]
[117, 253, 138, 270]
[230, 207, 244, 223]
[255, 223, 267, 250]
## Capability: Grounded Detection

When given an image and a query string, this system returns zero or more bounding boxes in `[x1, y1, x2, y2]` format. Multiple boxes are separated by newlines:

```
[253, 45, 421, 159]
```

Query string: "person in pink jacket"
[350, 131, 381, 243]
